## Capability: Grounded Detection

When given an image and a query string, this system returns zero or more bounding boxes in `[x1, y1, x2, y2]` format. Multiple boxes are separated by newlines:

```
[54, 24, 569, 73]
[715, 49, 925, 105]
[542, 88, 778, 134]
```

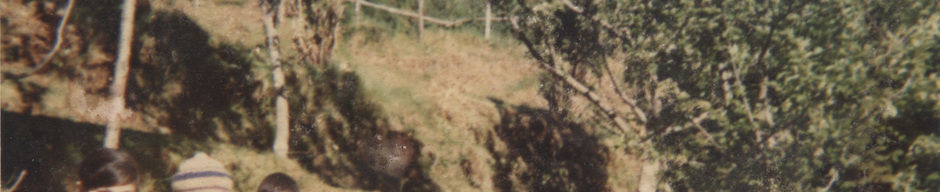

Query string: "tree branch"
[5, 0, 76, 79]
[654, 112, 720, 149]
[690, 112, 720, 148]
[603, 60, 648, 123]
[649, 71, 662, 117]
[509, 18, 643, 136]
[817, 168, 839, 192]
[758, 77, 774, 126]
[559, 0, 635, 47]
[731, 61, 757, 126]
[32, 0, 75, 74]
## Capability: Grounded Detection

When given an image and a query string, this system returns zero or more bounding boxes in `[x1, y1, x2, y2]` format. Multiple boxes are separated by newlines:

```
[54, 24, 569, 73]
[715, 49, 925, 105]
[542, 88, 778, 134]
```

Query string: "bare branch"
[817, 168, 840, 192]
[892, 77, 913, 98]
[758, 77, 775, 126]
[655, 112, 720, 149]
[730, 62, 758, 127]
[5, 0, 76, 79]
[559, 0, 583, 13]
[603, 60, 648, 123]
[650, 71, 662, 117]
[509, 18, 643, 136]
[32, 0, 76, 74]
[544, 51, 637, 135]
[690, 113, 720, 148]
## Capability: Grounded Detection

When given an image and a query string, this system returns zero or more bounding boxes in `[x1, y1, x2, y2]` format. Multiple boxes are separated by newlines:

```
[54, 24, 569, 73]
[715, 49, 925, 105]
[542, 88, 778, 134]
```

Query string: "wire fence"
[348, 0, 507, 39]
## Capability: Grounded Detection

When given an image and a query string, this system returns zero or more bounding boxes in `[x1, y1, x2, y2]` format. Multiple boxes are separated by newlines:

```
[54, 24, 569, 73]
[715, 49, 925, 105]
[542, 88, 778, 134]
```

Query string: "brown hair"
[257, 172, 299, 192]
[78, 148, 140, 191]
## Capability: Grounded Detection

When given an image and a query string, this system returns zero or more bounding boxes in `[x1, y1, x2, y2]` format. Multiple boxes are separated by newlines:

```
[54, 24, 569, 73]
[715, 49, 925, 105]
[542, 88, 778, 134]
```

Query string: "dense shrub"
[493, 0, 940, 190]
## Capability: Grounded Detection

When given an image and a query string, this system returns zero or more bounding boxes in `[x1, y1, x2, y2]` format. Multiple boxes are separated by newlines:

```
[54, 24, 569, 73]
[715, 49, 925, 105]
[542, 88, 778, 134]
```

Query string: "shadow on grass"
[125, 10, 267, 146]
[0, 111, 205, 191]
[3, 1, 442, 191]
[2, 0, 268, 146]
[2, 5, 266, 191]
[0, 0, 151, 114]
[487, 98, 610, 192]
[288, 64, 441, 191]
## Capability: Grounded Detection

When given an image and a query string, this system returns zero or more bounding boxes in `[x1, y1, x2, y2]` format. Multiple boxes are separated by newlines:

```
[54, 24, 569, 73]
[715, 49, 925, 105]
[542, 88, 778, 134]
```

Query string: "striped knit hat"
[172, 152, 233, 192]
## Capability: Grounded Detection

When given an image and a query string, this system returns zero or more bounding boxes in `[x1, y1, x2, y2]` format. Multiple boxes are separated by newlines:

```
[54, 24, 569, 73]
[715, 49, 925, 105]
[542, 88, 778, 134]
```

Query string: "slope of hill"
[1, 0, 640, 191]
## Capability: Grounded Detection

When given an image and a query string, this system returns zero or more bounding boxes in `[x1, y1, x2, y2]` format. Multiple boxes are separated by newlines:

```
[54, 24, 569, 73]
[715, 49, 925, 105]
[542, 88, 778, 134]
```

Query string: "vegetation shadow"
[125, 10, 267, 146]
[0, 0, 152, 114]
[487, 98, 610, 192]
[3, 0, 268, 146]
[1, 111, 184, 191]
[287, 64, 440, 191]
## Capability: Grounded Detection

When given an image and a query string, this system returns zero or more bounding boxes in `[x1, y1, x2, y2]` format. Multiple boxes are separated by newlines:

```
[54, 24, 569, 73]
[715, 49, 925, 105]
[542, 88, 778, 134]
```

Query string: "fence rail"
[348, 0, 507, 39]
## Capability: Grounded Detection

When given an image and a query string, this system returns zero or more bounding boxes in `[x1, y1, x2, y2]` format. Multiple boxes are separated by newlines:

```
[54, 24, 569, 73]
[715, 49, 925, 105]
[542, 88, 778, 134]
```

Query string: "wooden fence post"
[485, 3, 491, 39]
[355, 0, 361, 25]
[418, 0, 424, 41]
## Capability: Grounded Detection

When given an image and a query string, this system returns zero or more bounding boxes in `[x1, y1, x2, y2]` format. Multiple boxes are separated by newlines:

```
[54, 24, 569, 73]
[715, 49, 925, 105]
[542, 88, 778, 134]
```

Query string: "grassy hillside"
[1, 0, 639, 191]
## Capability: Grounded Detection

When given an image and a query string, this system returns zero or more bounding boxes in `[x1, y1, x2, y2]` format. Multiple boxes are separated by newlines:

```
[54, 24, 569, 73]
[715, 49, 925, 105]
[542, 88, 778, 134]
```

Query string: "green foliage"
[493, 0, 940, 190]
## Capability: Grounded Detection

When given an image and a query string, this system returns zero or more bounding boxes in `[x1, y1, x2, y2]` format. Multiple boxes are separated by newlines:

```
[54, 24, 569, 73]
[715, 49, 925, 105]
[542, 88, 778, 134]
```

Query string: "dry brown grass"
[336, 29, 547, 190]
[1, 0, 642, 190]
[209, 144, 356, 191]
[150, 0, 267, 46]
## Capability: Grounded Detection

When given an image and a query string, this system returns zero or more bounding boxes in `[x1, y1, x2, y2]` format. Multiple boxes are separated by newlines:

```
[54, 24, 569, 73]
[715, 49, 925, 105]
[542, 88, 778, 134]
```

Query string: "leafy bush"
[492, 0, 940, 190]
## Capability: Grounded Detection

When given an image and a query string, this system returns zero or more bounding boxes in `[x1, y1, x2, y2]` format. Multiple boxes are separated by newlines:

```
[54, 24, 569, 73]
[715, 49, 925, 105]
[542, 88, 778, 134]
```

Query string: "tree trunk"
[104, 0, 137, 149]
[355, 0, 361, 25]
[260, 0, 290, 157]
[485, 3, 491, 39]
[638, 152, 663, 192]
[417, 0, 424, 41]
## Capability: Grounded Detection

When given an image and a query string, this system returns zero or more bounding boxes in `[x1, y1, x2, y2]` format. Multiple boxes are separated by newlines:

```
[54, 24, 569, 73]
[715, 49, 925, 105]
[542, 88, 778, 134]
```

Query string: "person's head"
[257, 172, 299, 192]
[172, 152, 233, 192]
[78, 148, 140, 192]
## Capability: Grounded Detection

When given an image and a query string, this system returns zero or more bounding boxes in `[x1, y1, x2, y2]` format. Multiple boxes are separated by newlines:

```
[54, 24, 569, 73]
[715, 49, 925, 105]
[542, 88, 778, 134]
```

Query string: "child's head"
[257, 172, 299, 192]
[172, 152, 233, 192]
[78, 148, 140, 192]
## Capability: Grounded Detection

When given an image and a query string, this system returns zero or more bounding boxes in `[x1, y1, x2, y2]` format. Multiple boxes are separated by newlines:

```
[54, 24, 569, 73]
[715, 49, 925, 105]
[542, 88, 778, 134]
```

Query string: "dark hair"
[257, 172, 299, 192]
[78, 148, 140, 191]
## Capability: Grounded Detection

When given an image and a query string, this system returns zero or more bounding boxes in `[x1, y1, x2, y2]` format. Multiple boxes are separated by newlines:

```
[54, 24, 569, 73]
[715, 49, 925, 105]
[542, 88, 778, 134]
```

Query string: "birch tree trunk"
[637, 152, 663, 192]
[103, 0, 137, 149]
[485, 3, 491, 39]
[260, 0, 290, 157]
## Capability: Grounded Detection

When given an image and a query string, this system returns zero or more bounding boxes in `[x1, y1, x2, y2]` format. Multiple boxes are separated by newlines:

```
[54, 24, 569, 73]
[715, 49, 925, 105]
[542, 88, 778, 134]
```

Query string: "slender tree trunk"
[104, 0, 137, 149]
[355, 0, 361, 25]
[417, 0, 424, 41]
[485, 3, 491, 39]
[638, 152, 663, 192]
[260, 0, 290, 157]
